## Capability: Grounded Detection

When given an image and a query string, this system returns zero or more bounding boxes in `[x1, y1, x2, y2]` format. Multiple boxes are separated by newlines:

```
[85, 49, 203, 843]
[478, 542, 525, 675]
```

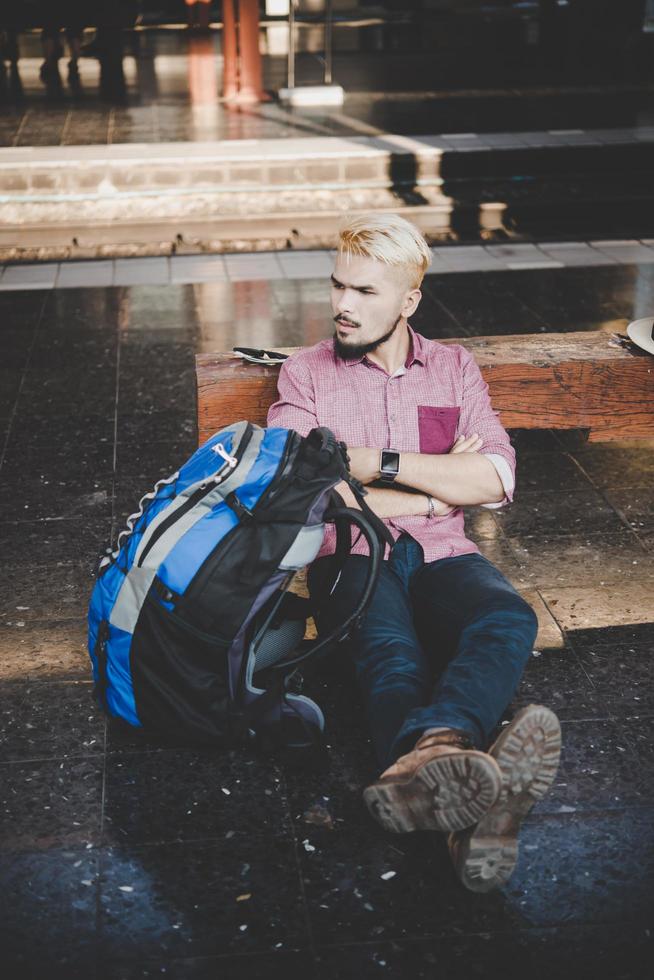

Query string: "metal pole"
[287, 0, 296, 90]
[324, 0, 333, 86]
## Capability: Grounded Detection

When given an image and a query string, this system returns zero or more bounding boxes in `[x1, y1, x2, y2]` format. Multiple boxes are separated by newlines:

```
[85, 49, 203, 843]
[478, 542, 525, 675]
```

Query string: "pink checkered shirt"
[267, 326, 516, 563]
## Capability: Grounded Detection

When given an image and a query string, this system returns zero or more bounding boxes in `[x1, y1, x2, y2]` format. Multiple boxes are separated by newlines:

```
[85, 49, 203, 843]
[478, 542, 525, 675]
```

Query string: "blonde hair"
[338, 212, 431, 288]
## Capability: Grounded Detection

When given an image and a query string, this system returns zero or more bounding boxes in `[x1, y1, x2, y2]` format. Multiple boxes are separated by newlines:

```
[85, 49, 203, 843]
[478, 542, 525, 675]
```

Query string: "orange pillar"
[237, 0, 265, 104]
[222, 0, 239, 101]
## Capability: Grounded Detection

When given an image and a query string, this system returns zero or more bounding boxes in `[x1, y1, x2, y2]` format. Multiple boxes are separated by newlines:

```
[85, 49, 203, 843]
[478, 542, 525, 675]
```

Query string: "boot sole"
[363, 750, 502, 834]
[449, 704, 561, 892]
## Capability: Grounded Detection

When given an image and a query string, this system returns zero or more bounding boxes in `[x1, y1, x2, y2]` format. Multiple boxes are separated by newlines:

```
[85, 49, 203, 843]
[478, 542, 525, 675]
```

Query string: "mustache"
[334, 314, 360, 328]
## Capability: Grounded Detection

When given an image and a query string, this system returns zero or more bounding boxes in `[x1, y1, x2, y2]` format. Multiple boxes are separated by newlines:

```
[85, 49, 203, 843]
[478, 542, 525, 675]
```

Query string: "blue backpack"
[88, 421, 390, 751]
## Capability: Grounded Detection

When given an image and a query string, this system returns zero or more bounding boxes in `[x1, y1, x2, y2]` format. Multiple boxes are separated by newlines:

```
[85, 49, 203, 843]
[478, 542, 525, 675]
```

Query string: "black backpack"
[88, 422, 391, 753]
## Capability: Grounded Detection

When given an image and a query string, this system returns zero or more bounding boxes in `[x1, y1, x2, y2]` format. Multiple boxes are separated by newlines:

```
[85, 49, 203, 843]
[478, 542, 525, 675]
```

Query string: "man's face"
[330, 253, 418, 360]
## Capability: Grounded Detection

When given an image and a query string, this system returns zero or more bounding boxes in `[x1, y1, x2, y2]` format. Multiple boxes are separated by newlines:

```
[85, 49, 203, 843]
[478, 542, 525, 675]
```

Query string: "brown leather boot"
[447, 704, 561, 892]
[363, 728, 502, 834]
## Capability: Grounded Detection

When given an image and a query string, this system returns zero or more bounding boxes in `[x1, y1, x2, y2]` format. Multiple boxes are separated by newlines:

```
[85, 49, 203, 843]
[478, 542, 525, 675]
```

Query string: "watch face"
[381, 450, 400, 476]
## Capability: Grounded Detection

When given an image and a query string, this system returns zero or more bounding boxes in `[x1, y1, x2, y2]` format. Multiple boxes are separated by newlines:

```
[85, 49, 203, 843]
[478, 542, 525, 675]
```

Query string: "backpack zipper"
[137, 423, 254, 568]
[181, 431, 298, 608]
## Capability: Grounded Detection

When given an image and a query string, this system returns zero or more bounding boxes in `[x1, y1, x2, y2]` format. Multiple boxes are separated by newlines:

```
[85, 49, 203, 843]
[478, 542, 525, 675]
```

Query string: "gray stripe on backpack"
[110, 426, 265, 635]
[132, 419, 251, 568]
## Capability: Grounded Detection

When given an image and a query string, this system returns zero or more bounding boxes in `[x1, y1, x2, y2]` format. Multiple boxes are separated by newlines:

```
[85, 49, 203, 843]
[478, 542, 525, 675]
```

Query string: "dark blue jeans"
[308, 533, 538, 771]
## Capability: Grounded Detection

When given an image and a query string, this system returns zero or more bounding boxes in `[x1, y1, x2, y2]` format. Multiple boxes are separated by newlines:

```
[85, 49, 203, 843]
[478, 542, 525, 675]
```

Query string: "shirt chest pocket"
[418, 406, 460, 454]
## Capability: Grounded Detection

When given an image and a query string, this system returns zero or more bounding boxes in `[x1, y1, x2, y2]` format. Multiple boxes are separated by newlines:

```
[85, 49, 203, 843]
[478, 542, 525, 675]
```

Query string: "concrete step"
[2, 132, 654, 258]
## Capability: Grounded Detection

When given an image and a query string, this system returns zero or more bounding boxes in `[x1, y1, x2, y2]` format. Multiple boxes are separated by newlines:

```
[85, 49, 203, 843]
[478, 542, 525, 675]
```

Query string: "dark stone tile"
[312, 923, 653, 980]
[509, 647, 607, 722]
[604, 486, 654, 534]
[575, 643, 654, 714]
[114, 439, 192, 484]
[0, 517, 112, 569]
[120, 325, 199, 348]
[0, 563, 94, 624]
[508, 531, 651, 588]
[29, 330, 118, 369]
[0, 290, 46, 324]
[534, 717, 654, 815]
[508, 428, 561, 455]
[0, 757, 103, 850]
[42, 288, 123, 333]
[0, 445, 113, 522]
[115, 399, 196, 436]
[409, 293, 467, 340]
[423, 275, 549, 336]
[6, 411, 115, 449]
[103, 950, 313, 980]
[572, 445, 654, 490]
[621, 712, 654, 751]
[514, 452, 592, 493]
[0, 414, 12, 444]
[0, 329, 35, 369]
[119, 341, 194, 370]
[0, 847, 100, 979]
[18, 364, 117, 414]
[103, 748, 291, 846]
[117, 364, 196, 416]
[98, 839, 308, 960]
[552, 428, 593, 451]
[506, 809, 654, 927]
[493, 489, 627, 537]
[566, 621, 654, 650]
[281, 713, 377, 834]
[0, 368, 22, 414]
[298, 826, 519, 946]
[505, 266, 627, 324]
[0, 619, 91, 682]
[13, 389, 117, 424]
[0, 680, 102, 762]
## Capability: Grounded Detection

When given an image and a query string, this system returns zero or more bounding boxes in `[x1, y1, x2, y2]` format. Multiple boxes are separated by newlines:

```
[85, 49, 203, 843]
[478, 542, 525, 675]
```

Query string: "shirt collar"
[335, 323, 426, 369]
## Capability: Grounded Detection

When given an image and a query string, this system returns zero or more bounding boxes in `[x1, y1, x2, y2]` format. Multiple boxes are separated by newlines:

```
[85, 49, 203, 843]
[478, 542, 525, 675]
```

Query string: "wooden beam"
[196, 332, 654, 445]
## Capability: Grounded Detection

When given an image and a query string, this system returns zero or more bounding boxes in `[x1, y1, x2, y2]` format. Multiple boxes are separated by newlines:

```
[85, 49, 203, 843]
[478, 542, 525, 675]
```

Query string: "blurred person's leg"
[39, 9, 63, 93]
[186, 1, 211, 32]
[64, 5, 85, 89]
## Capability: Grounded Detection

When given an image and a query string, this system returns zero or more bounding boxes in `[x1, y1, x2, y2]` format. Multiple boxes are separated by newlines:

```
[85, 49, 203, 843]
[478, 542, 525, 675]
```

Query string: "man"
[267, 213, 561, 893]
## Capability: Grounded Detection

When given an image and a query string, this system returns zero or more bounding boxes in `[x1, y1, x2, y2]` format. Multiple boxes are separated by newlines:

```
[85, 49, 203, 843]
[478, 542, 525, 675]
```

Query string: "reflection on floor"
[1, 24, 654, 146]
[0, 260, 652, 977]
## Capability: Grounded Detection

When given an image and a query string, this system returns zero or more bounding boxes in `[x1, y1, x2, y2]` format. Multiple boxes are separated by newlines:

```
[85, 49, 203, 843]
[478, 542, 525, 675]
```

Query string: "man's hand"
[346, 447, 380, 485]
[450, 433, 483, 455]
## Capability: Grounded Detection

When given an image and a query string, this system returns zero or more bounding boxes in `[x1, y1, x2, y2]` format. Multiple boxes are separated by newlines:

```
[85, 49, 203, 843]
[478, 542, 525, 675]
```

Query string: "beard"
[333, 312, 402, 361]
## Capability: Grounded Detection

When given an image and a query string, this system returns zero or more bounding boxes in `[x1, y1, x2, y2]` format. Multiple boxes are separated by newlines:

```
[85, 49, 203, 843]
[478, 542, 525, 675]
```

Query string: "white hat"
[627, 317, 654, 355]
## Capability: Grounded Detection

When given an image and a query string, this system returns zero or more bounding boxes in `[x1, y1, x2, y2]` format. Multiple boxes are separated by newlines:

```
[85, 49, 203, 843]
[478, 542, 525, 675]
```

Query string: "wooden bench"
[196, 331, 654, 446]
[196, 331, 653, 649]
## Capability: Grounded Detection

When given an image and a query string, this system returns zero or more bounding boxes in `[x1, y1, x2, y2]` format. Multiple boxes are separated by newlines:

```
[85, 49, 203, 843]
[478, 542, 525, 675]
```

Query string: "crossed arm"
[336, 434, 505, 519]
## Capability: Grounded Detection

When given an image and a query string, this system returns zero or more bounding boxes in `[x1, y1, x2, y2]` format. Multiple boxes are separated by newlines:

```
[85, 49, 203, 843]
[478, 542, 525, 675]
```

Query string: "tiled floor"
[2, 239, 654, 291]
[1, 24, 653, 147]
[0, 261, 653, 978]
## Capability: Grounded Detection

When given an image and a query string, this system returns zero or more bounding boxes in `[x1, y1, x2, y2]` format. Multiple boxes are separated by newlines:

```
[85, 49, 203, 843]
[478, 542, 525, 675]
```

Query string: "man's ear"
[403, 287, 422, 318]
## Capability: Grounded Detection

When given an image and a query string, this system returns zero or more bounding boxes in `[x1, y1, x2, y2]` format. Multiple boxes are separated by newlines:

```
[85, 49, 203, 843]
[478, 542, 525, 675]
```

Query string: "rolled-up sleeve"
[458, 348, 516, 508]
[267, 354, 318, 436]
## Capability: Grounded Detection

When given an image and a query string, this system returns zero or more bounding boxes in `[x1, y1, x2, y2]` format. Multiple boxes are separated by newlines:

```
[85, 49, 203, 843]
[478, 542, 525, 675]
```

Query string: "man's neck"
[366, 321, 411, 375]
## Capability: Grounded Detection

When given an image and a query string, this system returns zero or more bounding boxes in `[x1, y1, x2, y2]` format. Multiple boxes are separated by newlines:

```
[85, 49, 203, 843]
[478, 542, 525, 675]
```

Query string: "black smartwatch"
[379, 449, 400, 483]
